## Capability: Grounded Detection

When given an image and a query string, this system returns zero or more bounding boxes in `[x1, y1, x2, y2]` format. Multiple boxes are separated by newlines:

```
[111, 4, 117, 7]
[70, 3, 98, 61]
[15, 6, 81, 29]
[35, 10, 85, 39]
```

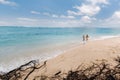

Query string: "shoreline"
[0, 36, 120, 72]
[27, 37, 120, 78]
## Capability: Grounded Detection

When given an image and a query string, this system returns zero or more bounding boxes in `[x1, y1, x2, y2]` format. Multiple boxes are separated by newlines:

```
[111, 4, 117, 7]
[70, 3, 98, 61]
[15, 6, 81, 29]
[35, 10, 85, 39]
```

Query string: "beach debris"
[0, 57, 120, 80]
[54, 71, 61, 76]
[0, 60, 47, 80]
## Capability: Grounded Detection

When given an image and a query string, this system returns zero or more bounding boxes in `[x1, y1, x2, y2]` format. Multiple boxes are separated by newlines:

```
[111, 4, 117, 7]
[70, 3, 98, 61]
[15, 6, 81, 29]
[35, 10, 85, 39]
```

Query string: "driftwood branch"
[0, 60, 47, 80]
[0, 56, 120, 80]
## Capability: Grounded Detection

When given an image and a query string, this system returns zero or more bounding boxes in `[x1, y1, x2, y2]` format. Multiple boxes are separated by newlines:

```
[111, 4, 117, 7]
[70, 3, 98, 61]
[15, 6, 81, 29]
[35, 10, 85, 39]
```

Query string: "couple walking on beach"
[83, 34, 89, 44]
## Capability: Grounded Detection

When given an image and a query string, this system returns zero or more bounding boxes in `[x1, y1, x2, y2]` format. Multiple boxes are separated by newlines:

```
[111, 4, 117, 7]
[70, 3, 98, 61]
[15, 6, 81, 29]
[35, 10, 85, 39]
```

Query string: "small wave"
[0, 49, 64, 72]
[92, 35, 120, 41]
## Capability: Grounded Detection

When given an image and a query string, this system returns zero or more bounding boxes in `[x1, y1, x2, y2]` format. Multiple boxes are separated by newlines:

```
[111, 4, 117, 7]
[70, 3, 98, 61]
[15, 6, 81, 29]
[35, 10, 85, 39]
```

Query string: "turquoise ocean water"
[0, 26, 120, 72]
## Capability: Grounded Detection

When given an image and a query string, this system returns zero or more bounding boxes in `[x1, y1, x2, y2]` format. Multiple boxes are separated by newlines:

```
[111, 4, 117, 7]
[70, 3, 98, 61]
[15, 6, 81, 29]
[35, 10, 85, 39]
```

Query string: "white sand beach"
[25, 37, 120, 79]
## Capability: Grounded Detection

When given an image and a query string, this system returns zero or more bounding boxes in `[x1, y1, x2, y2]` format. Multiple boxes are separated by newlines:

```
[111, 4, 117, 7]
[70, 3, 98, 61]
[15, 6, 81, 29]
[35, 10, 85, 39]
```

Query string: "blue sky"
[0, 0, 120, 27]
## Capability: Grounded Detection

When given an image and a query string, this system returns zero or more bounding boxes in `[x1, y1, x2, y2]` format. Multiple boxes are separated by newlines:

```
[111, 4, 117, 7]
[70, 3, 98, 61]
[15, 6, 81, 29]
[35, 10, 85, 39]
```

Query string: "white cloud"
[63, 0, 109, 28]
[0, 15, 96, 27]
[105, 11, 120, 23]
[42, 12, 75, 19]
[81, 16, 92, 23]
[52, 14, 59, 18]
[67, 0, 108, 17]
[41, 16, 96, 27]
[17, 17, 38, 22]
[74, 4, 101, 16]
[51, 19, 94, 27]
[31, 11, 40, 14]
[67, 10, 79, 15]
[67, 16, 75, 19]
[0, 0, 17, 6]
[0, 18, 93, 27]
[100, 11, 120, 27]
[87, 0, 109, 5]
[60, 15, 75, 19]
[43, 12, 50, 16]
[111, 11, 120, 19]
[85, 10, 120, 28]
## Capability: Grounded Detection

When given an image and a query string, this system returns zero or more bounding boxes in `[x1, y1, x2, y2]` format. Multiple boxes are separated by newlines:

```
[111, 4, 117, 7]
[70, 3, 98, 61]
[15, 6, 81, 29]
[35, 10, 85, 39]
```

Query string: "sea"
[0, 26, 120, 72]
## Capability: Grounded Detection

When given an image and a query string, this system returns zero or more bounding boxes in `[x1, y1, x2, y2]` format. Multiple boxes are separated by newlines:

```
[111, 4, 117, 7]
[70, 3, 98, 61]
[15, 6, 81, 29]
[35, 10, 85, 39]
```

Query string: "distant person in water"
[82, 35, 86, 44]
[86, 34, 89, 41]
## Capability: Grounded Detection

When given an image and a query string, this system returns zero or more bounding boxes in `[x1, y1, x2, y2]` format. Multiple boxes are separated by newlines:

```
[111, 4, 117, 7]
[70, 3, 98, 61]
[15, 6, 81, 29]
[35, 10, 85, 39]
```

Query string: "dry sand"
[29, 37, 120, 79]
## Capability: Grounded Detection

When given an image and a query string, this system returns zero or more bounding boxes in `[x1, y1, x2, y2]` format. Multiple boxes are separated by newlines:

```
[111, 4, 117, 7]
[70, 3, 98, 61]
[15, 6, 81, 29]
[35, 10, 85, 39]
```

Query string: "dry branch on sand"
[0, 60, 47, 80]
[0, 57, 120, 80]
